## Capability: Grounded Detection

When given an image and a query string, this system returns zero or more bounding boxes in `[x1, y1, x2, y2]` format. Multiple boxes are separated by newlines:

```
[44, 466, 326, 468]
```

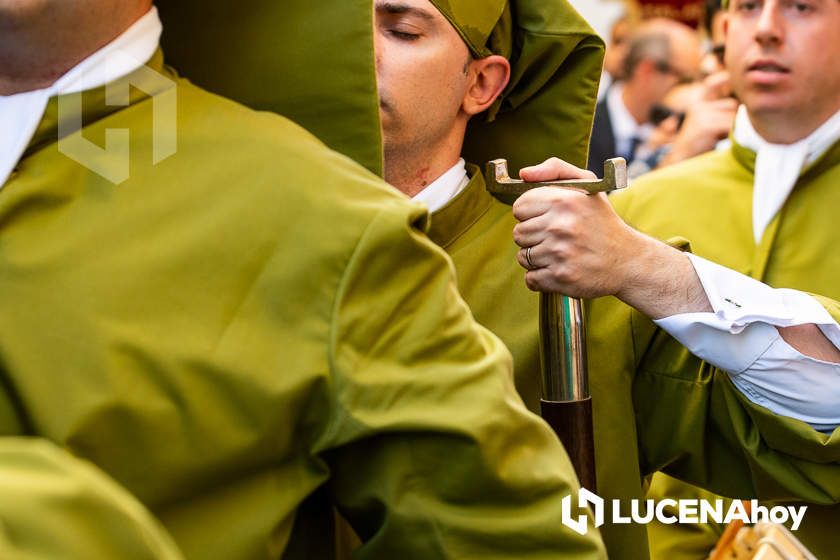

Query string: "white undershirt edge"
[0, 6, 162, 189]
[733, 105, 840, 242]
[411, 158, 470, 213]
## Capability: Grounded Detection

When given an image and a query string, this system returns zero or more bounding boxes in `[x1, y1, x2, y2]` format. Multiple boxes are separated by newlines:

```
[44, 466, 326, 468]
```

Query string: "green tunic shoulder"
[0, 55, 605, 559]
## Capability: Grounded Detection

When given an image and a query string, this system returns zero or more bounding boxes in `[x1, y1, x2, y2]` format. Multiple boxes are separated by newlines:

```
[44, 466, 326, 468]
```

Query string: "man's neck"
[0, 41, 80, 95]
[0, 3, 151, 95]
[620, 81, 651, 126]
[384, 143, 464, 198]
[749, 104, 840, 145]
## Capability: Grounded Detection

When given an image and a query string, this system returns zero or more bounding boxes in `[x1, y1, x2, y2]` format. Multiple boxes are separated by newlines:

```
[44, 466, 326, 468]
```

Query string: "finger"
[512, 213, 553, 248]
[702, 70, 732, 100]
[710, 113, 735, 131]
[709, 97, 739, 111]
[511, 187, 557, 221]
[512, 187, 585, 222]
[518, 157, 596, 183]
[524, 267, 560, 293]
[516, 247, 530, 270]
[516, 246, 546, 271]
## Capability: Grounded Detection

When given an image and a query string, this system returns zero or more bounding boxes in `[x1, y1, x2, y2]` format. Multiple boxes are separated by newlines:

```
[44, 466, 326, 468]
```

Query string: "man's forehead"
[375, 0, 439, 20]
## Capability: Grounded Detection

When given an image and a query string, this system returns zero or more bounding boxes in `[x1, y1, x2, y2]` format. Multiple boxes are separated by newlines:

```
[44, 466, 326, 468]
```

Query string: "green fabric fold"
[157, 0, 383, 176]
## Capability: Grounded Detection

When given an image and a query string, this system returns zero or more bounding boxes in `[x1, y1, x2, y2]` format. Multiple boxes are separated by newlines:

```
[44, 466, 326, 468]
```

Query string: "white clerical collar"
[0, 6, 162, 188]
[606, 83, 653, 157]
[733, 105, 840, 242]
[411, 158, 470, 213]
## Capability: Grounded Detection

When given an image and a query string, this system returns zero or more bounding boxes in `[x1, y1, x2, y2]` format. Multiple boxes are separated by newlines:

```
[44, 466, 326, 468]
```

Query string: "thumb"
[519, 157, 596, 183]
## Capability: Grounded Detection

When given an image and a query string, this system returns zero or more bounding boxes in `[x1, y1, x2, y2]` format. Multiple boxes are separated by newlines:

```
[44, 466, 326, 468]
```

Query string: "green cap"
[426, 0, 508, 58]
[158, 0, 603, 175]
[427, 0, 605, 171]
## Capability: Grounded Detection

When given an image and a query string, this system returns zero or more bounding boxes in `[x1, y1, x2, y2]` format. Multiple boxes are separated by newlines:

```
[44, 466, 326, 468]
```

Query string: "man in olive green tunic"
[0, 2, 609, 558]
[372, 0, 603, 411]
[512, 0, 840, 558]
[157, 0, 603, 413]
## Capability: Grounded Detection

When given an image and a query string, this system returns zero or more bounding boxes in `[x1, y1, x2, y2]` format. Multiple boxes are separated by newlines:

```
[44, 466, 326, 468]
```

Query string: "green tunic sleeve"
[315, 201, 606, 558]
[0, 438, 184, 560]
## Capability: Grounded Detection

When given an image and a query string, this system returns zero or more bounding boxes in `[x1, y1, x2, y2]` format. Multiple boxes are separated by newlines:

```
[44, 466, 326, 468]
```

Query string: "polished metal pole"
[539, 293, 595, 491]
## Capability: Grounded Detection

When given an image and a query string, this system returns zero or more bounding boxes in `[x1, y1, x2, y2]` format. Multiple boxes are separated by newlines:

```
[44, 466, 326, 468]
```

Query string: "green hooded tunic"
[0, 53, 606, 558]
[588, 139, 840, 560]
[158, 2, 840, 558]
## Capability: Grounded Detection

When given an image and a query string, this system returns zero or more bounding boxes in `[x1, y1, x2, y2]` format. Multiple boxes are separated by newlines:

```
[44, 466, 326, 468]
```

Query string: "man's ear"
[462, 55, 511, 116]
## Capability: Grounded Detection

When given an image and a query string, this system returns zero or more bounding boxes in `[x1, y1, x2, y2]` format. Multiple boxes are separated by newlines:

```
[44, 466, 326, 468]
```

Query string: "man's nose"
[754, 2, 785, 47]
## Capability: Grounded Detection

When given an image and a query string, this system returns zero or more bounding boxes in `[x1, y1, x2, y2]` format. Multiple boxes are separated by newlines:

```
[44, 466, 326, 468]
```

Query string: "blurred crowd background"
[569, 0, 735, 180]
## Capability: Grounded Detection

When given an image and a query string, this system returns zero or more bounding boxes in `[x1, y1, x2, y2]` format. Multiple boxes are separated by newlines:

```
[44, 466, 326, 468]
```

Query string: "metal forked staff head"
[485, 157, 627, 197]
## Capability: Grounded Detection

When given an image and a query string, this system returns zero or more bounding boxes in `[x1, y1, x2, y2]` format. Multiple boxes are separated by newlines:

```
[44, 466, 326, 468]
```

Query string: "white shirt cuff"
[654, 254, 840, 432]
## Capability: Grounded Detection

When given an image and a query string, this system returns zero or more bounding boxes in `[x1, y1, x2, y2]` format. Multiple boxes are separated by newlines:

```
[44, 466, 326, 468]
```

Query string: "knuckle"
[512, 201, 527, 220]
[524, 273, 540, 291]
[546, 239, 568, 260]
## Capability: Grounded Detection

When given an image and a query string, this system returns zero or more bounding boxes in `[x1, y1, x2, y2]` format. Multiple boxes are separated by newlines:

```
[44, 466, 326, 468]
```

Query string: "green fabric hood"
[157, 0, 384, 175]
[158, 0, 604, 175]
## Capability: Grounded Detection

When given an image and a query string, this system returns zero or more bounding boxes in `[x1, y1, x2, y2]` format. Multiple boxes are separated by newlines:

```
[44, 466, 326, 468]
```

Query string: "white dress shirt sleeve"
[654, 254, 840, 433]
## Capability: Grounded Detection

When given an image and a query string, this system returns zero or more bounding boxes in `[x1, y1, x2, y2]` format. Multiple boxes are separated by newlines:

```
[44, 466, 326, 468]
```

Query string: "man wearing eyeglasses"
[588, 18, 701, 174]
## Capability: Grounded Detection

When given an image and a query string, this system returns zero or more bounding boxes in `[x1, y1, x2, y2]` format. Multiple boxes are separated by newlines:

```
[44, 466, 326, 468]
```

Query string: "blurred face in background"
[603, 16, 634, 78]
[647, 81, 705, 148]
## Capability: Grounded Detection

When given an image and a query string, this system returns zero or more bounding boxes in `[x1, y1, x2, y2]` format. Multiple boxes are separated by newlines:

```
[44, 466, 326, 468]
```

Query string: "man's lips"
[745, 59, 791, 85]
[747, 59, 790, 73]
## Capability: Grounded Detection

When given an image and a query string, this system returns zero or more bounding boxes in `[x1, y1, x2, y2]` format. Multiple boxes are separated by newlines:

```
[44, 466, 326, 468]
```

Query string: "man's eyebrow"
[375, 2, 436, 20]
